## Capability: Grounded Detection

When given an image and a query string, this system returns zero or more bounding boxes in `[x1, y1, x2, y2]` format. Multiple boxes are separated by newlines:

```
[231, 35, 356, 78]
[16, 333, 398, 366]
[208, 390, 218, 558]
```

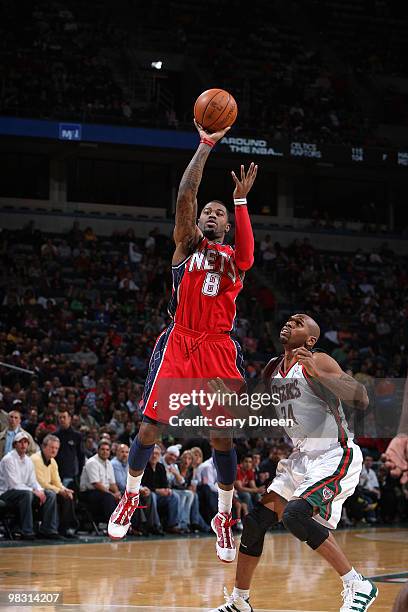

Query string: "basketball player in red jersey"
[108, 119, 258, 563]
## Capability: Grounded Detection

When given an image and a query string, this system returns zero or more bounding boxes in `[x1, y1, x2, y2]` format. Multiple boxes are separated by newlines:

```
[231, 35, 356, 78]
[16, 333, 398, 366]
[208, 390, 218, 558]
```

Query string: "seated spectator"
[79, 440, 121, 524]
[111, 443, 162, 535]
[22, 409, 39, 439]
[118, 420, 135, 446]
[83, 227, 97, 242]
[79, 404, 98, 430]
[141, 445, 181, 534]
[260, 445, 287, 484]
[235, 454, 263, 513]
[108, 410, 127, 437]
[197, 454, 243, 528]
[191, 446, 204, 479]
[0, 395, 9, 431]
[0, 410, 37, 458]
[110, 444, 130, 494]
[359, 455, 381, 524]
[178, 450, 209, 533]
[197, 456, 219, 524]
[35, 408, 58, 444]
[252, 452, 269, 488]
[31, 434, 78, 538]
[162, 445, 193, 533]
[84, 435, 97, 459]
[71, 414, 81, 431]
[0, 432, 60, 539]
[55, 409, 84, 489]
[377, 465, 398, 524]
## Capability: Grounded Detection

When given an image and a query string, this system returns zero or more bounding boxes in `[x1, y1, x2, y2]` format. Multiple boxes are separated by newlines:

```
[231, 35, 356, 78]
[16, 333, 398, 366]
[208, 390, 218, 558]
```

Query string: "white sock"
[218, 486, 234, 514]
[341, 567, 361, 584]
[127, 473, 143, 494]
[233, 587, 250, 601]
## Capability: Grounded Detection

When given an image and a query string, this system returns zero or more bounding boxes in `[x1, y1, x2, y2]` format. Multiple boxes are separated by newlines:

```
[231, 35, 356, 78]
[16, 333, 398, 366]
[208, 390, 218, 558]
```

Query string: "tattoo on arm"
[174, 145, 211, 243]
[319, 372, 369, 408]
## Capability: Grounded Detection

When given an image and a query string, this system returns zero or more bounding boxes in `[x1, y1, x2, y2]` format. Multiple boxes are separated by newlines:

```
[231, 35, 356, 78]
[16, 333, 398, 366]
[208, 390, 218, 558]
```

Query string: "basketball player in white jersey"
[209, 313, 379, 612]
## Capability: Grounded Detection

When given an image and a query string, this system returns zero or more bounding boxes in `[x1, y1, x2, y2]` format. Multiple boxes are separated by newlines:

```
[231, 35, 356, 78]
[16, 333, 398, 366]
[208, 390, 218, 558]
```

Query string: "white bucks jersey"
[269, 359, 352, 452]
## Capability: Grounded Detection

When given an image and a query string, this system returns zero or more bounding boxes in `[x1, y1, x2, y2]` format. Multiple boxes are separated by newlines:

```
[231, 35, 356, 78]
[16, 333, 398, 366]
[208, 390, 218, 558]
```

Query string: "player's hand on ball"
[382, 435, 408, 484]
[231, 162, 258, 199]
[194, 119, 231, 145]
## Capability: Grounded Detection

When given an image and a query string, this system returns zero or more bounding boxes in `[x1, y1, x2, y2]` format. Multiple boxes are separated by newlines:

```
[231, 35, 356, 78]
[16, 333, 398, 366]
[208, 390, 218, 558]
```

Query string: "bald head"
[302, 314, 320, 344]
[280, 313, 320, 349]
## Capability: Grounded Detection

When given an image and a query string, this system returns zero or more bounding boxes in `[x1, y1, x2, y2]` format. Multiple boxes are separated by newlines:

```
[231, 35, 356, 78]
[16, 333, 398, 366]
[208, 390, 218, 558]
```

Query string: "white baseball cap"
[14, 431, 30, 444]
[166, 444, 181, 457]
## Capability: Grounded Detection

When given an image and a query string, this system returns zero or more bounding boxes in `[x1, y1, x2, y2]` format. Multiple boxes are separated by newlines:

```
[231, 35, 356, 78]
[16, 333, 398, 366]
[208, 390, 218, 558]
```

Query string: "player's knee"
[305, 520, 329, 550]
[239, 505, 277, 557]
[282, 498, 329, 550]
[282, 499, 311, 541]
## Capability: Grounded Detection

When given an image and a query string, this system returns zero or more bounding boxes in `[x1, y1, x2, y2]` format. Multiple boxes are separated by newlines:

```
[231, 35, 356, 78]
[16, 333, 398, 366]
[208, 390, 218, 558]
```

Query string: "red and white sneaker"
[108, 490, 139, 539]
[211, 512, 237, 563]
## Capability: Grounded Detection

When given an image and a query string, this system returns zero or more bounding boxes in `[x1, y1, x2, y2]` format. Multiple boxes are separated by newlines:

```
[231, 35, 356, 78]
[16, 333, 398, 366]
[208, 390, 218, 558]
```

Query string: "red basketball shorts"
[140, 322, 245, 423]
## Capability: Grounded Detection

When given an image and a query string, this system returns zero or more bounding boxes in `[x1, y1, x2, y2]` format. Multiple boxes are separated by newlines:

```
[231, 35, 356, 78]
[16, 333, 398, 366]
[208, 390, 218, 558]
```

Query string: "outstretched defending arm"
[173, 121, 230, 264]
[231, 163, 257, 271]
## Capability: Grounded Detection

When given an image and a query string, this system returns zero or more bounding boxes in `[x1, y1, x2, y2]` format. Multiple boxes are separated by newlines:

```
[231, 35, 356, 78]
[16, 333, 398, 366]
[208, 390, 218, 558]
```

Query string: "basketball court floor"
[0, 528, 407, 611]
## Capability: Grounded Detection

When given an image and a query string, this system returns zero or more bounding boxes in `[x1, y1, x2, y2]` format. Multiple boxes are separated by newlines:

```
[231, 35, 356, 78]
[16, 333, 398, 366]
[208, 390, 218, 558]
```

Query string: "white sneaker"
[209, 587, 253, 612]
[340, 576, 378, 611]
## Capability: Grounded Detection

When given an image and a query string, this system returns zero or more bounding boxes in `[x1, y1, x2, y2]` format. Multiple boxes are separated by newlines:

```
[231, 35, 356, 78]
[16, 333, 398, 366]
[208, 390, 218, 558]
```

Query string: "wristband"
[200, 137, 215, 148]
[234, 198, 247, 206]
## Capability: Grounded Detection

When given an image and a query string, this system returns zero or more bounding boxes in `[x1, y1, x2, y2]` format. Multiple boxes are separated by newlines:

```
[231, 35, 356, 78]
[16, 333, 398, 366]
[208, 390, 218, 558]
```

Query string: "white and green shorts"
[267, 441, 363, 529]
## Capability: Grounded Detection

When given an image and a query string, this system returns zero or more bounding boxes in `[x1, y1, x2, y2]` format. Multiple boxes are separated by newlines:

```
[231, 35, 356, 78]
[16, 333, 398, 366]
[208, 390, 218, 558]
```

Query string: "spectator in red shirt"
[235, 455, 264, 513]
[35, 409, 58, 444]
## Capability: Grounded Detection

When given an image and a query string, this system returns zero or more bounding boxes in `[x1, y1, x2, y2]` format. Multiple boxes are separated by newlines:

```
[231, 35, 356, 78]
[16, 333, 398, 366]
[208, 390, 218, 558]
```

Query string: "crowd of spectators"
[309, 0, 408, 128]
[157, 0, 373, 144]
[310, 0, 408, 79]
[4, 0, 408, 143]
[0, 221, 407, 539]
[0, 0, 131, 123]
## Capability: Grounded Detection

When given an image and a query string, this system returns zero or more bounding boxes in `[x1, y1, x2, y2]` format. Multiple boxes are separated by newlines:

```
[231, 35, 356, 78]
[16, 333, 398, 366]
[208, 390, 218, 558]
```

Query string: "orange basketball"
[194, 88, 237, 132]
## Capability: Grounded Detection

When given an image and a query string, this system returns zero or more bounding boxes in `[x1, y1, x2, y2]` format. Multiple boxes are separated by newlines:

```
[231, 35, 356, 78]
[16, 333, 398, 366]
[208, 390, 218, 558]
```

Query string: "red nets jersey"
[168, 237, 243, 333]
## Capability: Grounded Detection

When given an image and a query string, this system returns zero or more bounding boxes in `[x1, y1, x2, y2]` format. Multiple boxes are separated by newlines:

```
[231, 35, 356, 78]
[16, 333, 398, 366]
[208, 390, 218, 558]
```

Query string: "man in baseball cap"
[0, 431, 61, 539]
